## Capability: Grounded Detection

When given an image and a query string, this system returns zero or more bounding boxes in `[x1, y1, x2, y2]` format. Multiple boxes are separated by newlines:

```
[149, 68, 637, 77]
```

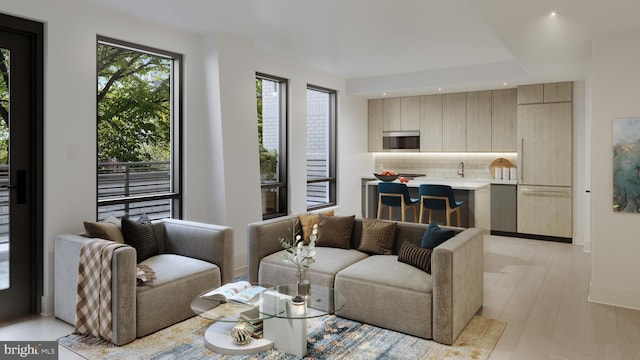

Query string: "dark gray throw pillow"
[122, 214, 158, 263]
[398, 240, 432, 274]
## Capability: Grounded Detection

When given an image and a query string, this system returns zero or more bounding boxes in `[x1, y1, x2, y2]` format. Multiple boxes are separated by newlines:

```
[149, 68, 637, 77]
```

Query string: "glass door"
[0, 13, 43, 321]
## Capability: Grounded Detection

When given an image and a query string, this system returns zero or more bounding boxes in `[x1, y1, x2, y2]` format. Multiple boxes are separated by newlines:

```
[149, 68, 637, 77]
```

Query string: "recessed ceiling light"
[550, 11, 557, 16]
[438, 88, 442, 92]
[503, 82, 508, 86]
[382, 92, 387, 96]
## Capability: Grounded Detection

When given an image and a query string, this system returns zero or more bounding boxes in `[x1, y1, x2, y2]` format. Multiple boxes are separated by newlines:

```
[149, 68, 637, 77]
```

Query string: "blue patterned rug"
[58, 314, 505, 359]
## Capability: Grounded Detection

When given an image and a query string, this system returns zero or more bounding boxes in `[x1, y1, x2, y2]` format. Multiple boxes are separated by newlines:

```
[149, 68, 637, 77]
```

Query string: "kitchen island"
[365, 178, 491, 231]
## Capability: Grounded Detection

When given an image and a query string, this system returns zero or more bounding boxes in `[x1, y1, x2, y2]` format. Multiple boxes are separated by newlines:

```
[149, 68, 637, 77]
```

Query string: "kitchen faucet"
[457, 161, 465, 178]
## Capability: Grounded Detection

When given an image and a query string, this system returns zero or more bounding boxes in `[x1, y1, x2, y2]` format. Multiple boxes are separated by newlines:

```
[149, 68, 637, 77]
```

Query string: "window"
[96, 37, 182, 220]
[306, 85, 336, 210]
[257, 74, 288, 219]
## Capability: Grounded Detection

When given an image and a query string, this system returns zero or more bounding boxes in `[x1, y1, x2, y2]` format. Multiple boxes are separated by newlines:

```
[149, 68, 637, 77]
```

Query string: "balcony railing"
[98, 161, 173, 221]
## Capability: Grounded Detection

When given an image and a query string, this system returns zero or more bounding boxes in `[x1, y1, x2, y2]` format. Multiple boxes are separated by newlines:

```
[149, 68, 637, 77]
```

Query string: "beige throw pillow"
[358, 218, 397, 255]
[84, 218, 125, 243]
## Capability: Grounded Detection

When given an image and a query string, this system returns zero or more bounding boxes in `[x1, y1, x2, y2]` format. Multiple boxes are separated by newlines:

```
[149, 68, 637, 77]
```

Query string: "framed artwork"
[613, 118, 640, 212]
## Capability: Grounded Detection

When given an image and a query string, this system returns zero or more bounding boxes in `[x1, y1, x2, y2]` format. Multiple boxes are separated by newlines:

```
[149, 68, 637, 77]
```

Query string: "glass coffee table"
[191, 284, 345, 357]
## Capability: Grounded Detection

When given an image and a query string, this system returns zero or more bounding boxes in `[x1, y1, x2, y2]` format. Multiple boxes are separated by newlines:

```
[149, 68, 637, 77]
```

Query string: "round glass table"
[191, 283, 345, 356]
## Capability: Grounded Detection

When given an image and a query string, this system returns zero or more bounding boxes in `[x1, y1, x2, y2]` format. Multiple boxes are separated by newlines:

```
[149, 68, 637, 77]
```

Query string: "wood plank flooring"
[0, 234, 638, 359]
[483, 235, 640, 360]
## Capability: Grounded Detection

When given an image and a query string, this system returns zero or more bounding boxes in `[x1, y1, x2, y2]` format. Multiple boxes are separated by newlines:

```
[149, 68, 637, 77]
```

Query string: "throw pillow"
[358, 218, 397, 255]
[315, 214, 355, 249]
[421, 222, 456, 249]
[299, 210, 334, 244]
[398, 240, 433, 273]
[83, 217, 125, 243]
[122, 214, 159, 263]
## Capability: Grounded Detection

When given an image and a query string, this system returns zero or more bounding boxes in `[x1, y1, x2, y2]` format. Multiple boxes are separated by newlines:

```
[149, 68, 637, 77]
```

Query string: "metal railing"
[98, 161, 173, 220]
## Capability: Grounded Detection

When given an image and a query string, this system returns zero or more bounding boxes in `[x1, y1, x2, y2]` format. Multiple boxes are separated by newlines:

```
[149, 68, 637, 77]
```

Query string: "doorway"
[0, 13, 44, 321]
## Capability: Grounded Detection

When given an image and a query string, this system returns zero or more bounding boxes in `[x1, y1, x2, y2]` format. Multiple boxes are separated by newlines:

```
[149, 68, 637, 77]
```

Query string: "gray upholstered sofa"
[55, 218, 234, 345]
[247, 214, 483, 345]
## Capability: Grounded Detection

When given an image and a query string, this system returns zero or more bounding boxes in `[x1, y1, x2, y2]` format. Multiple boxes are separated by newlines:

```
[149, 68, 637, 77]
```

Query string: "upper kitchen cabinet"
[518, 102, 572, 186]
[419, 94, 443, 151]
[382, 97, 401, 131]
[544, 82, 572, 103]
[368, 99, 384, 152]
[517, 84, 543, 104]
[443, 93, 467, 151]
[400, 96, 420, 130]
[466, 91, 492, 151]
[491, 88, 517, 152]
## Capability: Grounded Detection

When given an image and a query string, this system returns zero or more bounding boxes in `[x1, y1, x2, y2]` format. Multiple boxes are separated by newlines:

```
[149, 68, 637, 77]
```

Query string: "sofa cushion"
[335, 255, 433, 339]
[421, 222, 455, 249]
[357, 218, 396, 255]
[398, 240, 432, 273]
[122, 214, 159, 263]
[299, 210, 334, 244]
[259, 247, 368, 288]
[316, 214, 355, 249]
[136, 254, 220, 337]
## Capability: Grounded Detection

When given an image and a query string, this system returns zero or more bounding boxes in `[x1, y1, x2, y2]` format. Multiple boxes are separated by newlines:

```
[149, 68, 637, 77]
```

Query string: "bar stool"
[418, 184, 464, 226]
[377, 182, 419, 222]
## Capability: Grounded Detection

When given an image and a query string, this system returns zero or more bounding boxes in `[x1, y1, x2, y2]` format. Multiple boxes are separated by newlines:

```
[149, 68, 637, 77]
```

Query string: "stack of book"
[239, 308, 263, 339]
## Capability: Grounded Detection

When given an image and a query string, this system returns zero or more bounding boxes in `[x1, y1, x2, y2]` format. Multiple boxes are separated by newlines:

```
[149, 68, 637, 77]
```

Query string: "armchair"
[54, 218, 233, 345]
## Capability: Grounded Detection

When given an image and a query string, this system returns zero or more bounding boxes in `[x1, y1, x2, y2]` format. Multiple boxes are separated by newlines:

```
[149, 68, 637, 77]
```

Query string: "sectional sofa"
[247, 214, 484, 345]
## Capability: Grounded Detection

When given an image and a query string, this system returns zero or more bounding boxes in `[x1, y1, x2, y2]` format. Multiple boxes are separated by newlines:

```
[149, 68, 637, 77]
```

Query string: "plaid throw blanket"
[74, 239, 128, 342]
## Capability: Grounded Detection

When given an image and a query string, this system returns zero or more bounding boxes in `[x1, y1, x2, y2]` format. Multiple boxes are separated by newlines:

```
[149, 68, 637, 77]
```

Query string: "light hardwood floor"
[0, 234, 638, 359]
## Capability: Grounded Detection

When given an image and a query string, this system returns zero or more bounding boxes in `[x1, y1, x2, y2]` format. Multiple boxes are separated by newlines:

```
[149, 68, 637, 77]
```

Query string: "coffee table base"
[204, 318, 273, 355]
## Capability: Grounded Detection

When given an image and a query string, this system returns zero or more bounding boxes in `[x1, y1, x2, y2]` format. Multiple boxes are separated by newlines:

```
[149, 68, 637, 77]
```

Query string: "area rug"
[59, 315, 505, 360]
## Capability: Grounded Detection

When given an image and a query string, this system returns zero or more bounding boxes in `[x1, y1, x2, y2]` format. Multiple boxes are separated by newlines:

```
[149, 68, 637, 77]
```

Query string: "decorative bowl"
[374, 173, 399, 182]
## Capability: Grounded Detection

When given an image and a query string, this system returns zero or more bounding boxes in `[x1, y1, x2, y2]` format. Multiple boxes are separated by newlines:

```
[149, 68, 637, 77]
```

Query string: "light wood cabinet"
[544, 82, 572, 103]
[517, 185, 572, 238]
[419, 94, 443, 151]
[382, 97, 401, 131]
[401, 96, 420, 130]
[491, 88, 517, 151]
[443, 93, 466, 151]
[518, 102, 572, 186]
[466, 91, 492, 151]
[517, 84, 543, 104]
[368, 99, 383, 152]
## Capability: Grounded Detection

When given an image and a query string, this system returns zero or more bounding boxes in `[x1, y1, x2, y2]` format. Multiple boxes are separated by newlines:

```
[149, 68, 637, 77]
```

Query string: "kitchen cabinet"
[419, 94, 443, 151]
[491, 184, 517, 233]
[491, 88, 517, 152]
[400, 96, 420, 130]
[368, 99, 383, 152]
[518, 102, 572, 186]
[466, 91, 492, 151]
[382, 97, 401, 131]
[443, 93, 467, 151]
[544, 82, 572, 103]
[517, 84, 543, 104]
[517, 185, 572, 238]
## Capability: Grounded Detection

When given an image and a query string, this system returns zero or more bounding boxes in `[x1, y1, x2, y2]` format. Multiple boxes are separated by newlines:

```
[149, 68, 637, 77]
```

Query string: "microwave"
[382, 131, 420, 151]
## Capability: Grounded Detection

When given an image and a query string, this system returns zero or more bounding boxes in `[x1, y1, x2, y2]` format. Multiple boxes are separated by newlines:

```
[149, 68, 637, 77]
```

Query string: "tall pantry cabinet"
[516, 82, 573, 239]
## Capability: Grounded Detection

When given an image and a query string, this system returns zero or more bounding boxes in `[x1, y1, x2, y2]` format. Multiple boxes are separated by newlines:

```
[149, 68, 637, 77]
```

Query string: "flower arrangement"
[279, 222, 317, 270]
[279, 221, 317, 295]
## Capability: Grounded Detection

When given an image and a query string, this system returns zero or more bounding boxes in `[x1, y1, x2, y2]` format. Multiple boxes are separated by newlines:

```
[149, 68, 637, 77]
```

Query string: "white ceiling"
[84, 0, 640, 97]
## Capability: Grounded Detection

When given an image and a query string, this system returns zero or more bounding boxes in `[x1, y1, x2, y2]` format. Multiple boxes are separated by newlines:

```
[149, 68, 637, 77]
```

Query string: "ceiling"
[84, 0, 640, 98]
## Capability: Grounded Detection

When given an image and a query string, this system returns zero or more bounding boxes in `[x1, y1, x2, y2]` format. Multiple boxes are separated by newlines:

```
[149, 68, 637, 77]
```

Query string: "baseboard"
[589, 282, 640, 311]
[490, 230, 572, 243]
[234, 266, 248, 278]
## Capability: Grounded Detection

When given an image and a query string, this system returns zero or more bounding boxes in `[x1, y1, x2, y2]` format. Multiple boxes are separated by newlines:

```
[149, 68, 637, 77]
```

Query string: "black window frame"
[257, 73, 289, 219]
[306, 84, 337, 211]
[96, 36, 183, 220]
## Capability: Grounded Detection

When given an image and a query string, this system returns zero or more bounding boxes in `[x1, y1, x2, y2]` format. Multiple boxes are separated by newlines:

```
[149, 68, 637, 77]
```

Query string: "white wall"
[590, 29, 640, 310]
[2, 0, 371, 314]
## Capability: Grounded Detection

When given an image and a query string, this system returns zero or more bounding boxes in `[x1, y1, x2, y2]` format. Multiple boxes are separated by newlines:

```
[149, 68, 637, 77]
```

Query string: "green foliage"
[0, 49, 10, 164]
[256, 78, 278, 180]
[97, 44, 171, 163]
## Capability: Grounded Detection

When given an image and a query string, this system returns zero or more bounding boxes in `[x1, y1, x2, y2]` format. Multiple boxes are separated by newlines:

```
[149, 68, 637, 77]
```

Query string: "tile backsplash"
[374, 153, 518, 179]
